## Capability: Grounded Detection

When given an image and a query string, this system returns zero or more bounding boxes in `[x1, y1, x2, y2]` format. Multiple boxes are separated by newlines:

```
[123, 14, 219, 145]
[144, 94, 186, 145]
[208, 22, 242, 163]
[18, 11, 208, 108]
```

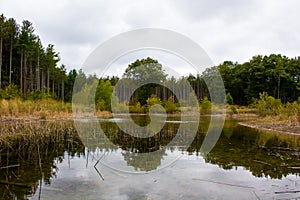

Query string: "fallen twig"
[192, 178, 254, 189]
[275, 190, 300, 194]
[253, 191, 261, 200]
[287, 166, 300, 170]
[0, 180, 34, 188]
[253, 160, 272, 166]
[94, 154, 105, 181]
[0, 164, 20, 169]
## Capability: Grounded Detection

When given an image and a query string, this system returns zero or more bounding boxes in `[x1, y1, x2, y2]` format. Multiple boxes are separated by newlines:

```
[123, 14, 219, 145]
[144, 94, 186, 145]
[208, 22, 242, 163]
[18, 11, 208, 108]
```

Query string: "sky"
[1, 0, 300, 76]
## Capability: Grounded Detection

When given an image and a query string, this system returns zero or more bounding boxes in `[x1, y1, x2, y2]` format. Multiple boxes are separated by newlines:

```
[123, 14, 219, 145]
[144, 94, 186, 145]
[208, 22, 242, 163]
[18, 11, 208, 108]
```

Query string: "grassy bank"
[0, 99, 72, 120]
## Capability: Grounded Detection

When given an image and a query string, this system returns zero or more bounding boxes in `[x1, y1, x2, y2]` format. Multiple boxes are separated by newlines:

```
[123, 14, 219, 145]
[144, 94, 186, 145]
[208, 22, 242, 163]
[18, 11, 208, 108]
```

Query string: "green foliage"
[189, 92, 198, 106]
[123, 58, 167, 105]
[145, 95, 167, 113]
[200, 97, 212, 114]
[96, 99, 106, 111]
[0, 84, 20, 99]
[0, 84, 59, 101]
[230, 105, 238, 114]
[146, 95, 161, 110]
[226, 92, 234, 105]
[0, 13, 74, 101]
[111, 95, 127, 113]
[95, 80, 113, 111]
[2, 9, 300, 108]
[129, 102, 145, 113]
[297, 97, 300, 105]
[165, 95, 178, 114]
[255, 92, 282, 116]
[284, 102, 300, 117]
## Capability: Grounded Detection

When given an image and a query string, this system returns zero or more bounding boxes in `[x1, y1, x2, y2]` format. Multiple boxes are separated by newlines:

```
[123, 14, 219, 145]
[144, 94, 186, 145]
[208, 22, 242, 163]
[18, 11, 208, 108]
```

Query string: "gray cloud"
[1, 0, 300, 73]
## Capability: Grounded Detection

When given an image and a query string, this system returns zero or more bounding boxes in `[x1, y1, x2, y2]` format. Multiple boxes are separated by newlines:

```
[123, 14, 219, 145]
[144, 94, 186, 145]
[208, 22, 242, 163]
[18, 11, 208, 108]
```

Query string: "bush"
[200, 97, 212, 114]
[230, 105, 238, 114]
[96, 99, 106, 111]
[0, 84, 20, 99]
[226, 93, 234, 105]
[189, 92, 198, 107]
[256, 92, 282, 116]
[285, 102, 300, 116]
[146, 95, 161, 112]
[129, 102, 145, 113]
[111, 95, 128, 113]
[165, 96, 178, 114]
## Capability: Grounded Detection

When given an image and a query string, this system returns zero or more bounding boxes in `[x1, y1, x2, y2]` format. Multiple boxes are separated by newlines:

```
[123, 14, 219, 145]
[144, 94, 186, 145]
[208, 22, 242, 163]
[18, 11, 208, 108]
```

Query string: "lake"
[1, 116, 300, 200]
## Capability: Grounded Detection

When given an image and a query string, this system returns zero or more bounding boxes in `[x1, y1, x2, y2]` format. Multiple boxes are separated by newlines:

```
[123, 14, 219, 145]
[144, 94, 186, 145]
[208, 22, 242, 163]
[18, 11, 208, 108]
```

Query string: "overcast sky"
[1, 0, 300, 76]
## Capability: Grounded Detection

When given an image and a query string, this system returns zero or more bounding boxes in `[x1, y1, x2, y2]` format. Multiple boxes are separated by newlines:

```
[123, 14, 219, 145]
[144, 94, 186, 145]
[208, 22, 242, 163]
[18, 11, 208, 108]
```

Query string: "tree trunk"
[30, 60, 33, 90]
[41, 68, 44, 89]
[36, 51, 40, 90]
[24, 53, 27, 93]
[61, 79, 64, 101]
[47, 68, 50, 93]
[277, 74, 280, 99]
[0, 34, 2, 88]
[52, 79, 54, 93]
[9, 36, 13, 84]
[20, 51, 23, 91]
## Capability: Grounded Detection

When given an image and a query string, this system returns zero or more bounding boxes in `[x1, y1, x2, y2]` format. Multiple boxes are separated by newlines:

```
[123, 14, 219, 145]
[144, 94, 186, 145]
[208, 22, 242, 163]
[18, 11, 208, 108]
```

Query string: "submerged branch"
[192, 178, 254, 189]
[0, 164, 20, 169]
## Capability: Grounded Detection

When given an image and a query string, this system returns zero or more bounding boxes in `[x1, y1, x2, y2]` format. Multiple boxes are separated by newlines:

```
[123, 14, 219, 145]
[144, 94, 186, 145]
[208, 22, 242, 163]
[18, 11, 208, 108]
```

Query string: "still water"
[1, 116, 300, 200]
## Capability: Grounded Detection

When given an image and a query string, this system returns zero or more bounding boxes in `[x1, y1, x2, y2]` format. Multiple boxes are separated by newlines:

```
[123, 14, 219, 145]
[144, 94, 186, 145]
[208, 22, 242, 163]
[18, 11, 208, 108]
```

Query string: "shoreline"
[238, 121, 300, 136]
[1, 112, 299, 136]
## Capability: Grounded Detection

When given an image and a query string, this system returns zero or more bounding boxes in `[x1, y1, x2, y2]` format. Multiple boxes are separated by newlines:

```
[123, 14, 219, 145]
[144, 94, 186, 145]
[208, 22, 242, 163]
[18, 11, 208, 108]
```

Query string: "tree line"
[208, 54, 300, 105]
[1, 14, 300, 107]
[0, 14, 77, 101]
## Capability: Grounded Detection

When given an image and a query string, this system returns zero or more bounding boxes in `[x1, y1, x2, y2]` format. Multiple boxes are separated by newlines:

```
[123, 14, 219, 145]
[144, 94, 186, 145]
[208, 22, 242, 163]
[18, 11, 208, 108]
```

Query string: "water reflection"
[0, 117, 299, 199]
[202, 122, 300, 179]
[0, 122, 84, 199]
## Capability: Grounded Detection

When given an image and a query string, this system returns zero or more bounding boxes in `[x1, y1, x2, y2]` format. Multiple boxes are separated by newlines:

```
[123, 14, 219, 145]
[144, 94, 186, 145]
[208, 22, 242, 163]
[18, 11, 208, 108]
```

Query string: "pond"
[0, 116, 300, 200]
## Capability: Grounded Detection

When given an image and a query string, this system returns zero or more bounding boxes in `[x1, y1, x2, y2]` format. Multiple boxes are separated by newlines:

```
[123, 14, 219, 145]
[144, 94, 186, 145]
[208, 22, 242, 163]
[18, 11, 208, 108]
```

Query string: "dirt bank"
[239, 121, 300, 135]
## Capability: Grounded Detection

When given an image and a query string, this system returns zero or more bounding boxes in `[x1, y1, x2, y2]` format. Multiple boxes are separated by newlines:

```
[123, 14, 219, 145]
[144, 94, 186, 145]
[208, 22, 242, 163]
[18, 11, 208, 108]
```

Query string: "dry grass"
[0, 99, 113, 121]
[0, 99, 71, 118]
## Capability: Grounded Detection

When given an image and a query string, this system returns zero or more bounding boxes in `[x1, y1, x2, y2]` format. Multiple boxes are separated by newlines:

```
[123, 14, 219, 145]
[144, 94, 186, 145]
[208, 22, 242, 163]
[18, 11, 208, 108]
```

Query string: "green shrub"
[111, 95, 128, 113]
[285, 102, 300, 117]
[0, 84, 20, 99]
[226, 92, 234, 105]
[96, 99, 106, 111]
[146, 95, 161, 112]
[230, 105, 238, 114]
[200, 97, 212, 114]
[129, 102, 145, 113]
[189, 92, 198, 107]
[256, 92, 282, 116]
[165, 95, 178, 114]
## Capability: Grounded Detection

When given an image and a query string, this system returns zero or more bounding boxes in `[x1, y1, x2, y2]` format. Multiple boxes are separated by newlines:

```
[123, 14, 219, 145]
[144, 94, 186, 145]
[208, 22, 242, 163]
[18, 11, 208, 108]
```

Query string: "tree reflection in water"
[0, 117, 300, 199]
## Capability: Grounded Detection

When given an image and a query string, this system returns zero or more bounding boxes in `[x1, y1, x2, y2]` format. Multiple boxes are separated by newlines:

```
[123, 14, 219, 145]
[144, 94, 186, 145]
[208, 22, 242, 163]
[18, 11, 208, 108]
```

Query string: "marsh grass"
[0, 121, 84, 199]
[0, 99, 72, 120]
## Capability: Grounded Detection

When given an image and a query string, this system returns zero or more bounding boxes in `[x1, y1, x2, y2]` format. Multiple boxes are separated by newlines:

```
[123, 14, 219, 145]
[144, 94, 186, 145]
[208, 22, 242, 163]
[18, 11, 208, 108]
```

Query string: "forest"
[1, 13, 300, 111]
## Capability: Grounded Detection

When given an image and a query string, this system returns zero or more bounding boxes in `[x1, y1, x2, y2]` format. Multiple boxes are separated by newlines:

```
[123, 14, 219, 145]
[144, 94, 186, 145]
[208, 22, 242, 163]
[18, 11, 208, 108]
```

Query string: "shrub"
[189, 92, 198, 107]
[96, 99, 106, 111]
[256, 92, 282, 116]
[111, 95, 128, 113]
[285, 102, 300, 116]
[226, 92, 234, 105]
[146, 95, 161, 112]
[0, 84, 20, 99]
[165, 95, 178, 114]
[230, 105, 238, 114]
[200, 97, 212, 114]
[129, 102, 145, 113]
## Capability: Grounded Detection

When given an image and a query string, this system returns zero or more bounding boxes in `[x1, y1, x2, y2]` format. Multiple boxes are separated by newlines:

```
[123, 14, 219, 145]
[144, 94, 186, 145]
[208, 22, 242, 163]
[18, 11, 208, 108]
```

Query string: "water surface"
[0, 116, 299, 199]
